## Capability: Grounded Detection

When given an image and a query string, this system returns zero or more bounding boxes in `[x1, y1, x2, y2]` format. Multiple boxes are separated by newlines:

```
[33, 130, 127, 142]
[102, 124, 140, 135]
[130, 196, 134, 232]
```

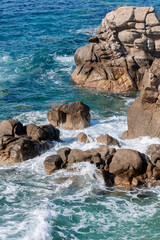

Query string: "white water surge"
[1, 111, 160, 239]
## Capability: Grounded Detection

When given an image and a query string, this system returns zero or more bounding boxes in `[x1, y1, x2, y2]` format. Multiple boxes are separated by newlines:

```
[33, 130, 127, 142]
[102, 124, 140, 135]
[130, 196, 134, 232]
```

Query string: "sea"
[0, 0, 160, 239]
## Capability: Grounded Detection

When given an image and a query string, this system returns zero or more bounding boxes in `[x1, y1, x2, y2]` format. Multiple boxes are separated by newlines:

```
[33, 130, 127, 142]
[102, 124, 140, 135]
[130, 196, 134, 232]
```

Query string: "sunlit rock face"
[122, 58, 160, 139]
[72, 6, 160, 92]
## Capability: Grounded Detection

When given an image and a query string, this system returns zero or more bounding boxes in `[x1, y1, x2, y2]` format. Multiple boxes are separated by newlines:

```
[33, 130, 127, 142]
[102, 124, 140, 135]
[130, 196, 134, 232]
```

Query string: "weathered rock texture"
[122, 58, 160, 139]
[72, 6, 160, 92]
[0, 120, 60, 165]
[44, 146, 160, 187]
[96, 133, 120, 147]
[77, 132, 88, 143]
[47, 101, 90, 130]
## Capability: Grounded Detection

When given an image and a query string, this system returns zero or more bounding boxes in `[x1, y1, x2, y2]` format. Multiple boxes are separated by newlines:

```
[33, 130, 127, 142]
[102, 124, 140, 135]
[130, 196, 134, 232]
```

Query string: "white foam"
[76, 27, 98, 36]
[3, 110, 159, 240]
[0, 55, 12, 63]
[55, 55, 74, 65]
[15, 111, 48, 125]
[22, 209, 54, 240]
[122, 136, 160, 154]
[124, 98, 135, 106]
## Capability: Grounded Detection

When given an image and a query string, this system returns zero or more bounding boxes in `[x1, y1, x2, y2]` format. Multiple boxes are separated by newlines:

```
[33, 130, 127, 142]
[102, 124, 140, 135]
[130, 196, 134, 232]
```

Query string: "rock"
[44, 155, 63, 174]
[152, 167, 160, 180]
[146, 12, 160, 26]
[0, 135, 18, 150]
[72, 6, 160, 92]
[101, 170, 114, 187]
[68, 149, 92, 165]
[114, 175, 131, 187]
[147, 144, 160, 165]
[118, 30, 140, 44]
[98, 145, 116, 165]
[74, 44, 93, 65]
[122, 59, 160, 139]
[0, 120, 60, 165]
[155, 40, 160, 51]
[77, 132, 88, 143]
[39, 125, 60, 141]
[109, 149, 148, 178]
[27, 124, 60, 142]
[57, 147, 71, 164]
[0, 120, 26, 136]
[146, 161, 153, 179]
[43, 145, 159, 187]
[47, 101, 90, 130]
[106, 6, 134, 28]
[26, 124, 47, 140]
[131, 177, 139, 186]
[151, 26, 160, 35]
[121, 131, 129, 140]
[134, 38, 147, 50]
[88, 36, 99, 44]
[134, 7, 150, 22]
[0, 138, 40, 165]
[96, 134, 120, 147]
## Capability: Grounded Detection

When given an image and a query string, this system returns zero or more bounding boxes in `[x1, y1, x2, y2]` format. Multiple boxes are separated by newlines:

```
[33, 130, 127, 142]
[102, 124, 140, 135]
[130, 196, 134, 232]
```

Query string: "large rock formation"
[72, 6, 160, 92]
[122, 58, 160, 139]
[44, 146, 160, 187]
[0, 120, 60, 165]
[47, 101, 90, 130]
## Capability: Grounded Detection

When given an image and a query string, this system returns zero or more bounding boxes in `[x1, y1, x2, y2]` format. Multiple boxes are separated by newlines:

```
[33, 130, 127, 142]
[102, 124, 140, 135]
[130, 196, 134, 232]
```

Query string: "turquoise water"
[1, 0, 160, 239]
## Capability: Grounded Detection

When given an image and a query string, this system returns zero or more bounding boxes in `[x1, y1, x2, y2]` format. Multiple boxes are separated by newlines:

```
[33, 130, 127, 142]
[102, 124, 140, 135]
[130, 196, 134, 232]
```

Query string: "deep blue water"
[1, 0, 160, 239]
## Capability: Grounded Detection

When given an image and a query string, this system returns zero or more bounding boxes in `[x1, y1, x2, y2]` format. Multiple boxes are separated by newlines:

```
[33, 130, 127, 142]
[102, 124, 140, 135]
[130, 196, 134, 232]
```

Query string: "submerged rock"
[0, 120, 60, 165]
[47, 101, 90, 130]
[72, 6, 160, 92]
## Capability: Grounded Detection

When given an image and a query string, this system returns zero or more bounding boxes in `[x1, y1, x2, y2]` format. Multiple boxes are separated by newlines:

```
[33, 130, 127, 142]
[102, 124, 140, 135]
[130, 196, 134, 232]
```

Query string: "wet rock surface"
[0, 120, 60, 165]
[44, 146, 160, 187]
[72, 6, 160, 92]
[77, 132, 88, 143]
[47, 101, 90, 130]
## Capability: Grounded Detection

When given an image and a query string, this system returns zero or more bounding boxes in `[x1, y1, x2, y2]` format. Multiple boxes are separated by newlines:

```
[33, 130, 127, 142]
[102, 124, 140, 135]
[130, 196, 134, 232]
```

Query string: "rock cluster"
[47, 101, 90, 130]
[72, 6, 160, 92]
[122, 58, 160, 139]
[44, 145, 160, 187]
[77, 132, 120, 146]
[0, 120, 60, 165]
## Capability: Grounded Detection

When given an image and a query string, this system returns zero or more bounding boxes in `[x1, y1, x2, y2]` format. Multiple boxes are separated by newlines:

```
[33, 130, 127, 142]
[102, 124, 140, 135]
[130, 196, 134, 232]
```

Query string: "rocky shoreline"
[1, 5, 160, 188]
[72, 6, 160, 92]
[1, 99, 160, 188]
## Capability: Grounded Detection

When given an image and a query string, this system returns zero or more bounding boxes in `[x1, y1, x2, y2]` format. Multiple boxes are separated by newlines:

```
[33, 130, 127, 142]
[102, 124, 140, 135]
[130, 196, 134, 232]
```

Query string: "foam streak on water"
[1, 0, 160, 239]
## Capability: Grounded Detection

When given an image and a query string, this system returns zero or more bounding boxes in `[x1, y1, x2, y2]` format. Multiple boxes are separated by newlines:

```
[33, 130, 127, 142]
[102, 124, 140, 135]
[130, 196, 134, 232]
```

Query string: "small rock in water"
[77, 132, 88, 143]
[44, 155, 63, 175]
[96, 133, 120, 147]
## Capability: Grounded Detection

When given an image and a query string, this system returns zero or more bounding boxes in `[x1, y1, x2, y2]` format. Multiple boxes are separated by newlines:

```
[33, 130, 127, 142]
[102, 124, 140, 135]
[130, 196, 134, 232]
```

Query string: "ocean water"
[1, 0, 160, 239]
